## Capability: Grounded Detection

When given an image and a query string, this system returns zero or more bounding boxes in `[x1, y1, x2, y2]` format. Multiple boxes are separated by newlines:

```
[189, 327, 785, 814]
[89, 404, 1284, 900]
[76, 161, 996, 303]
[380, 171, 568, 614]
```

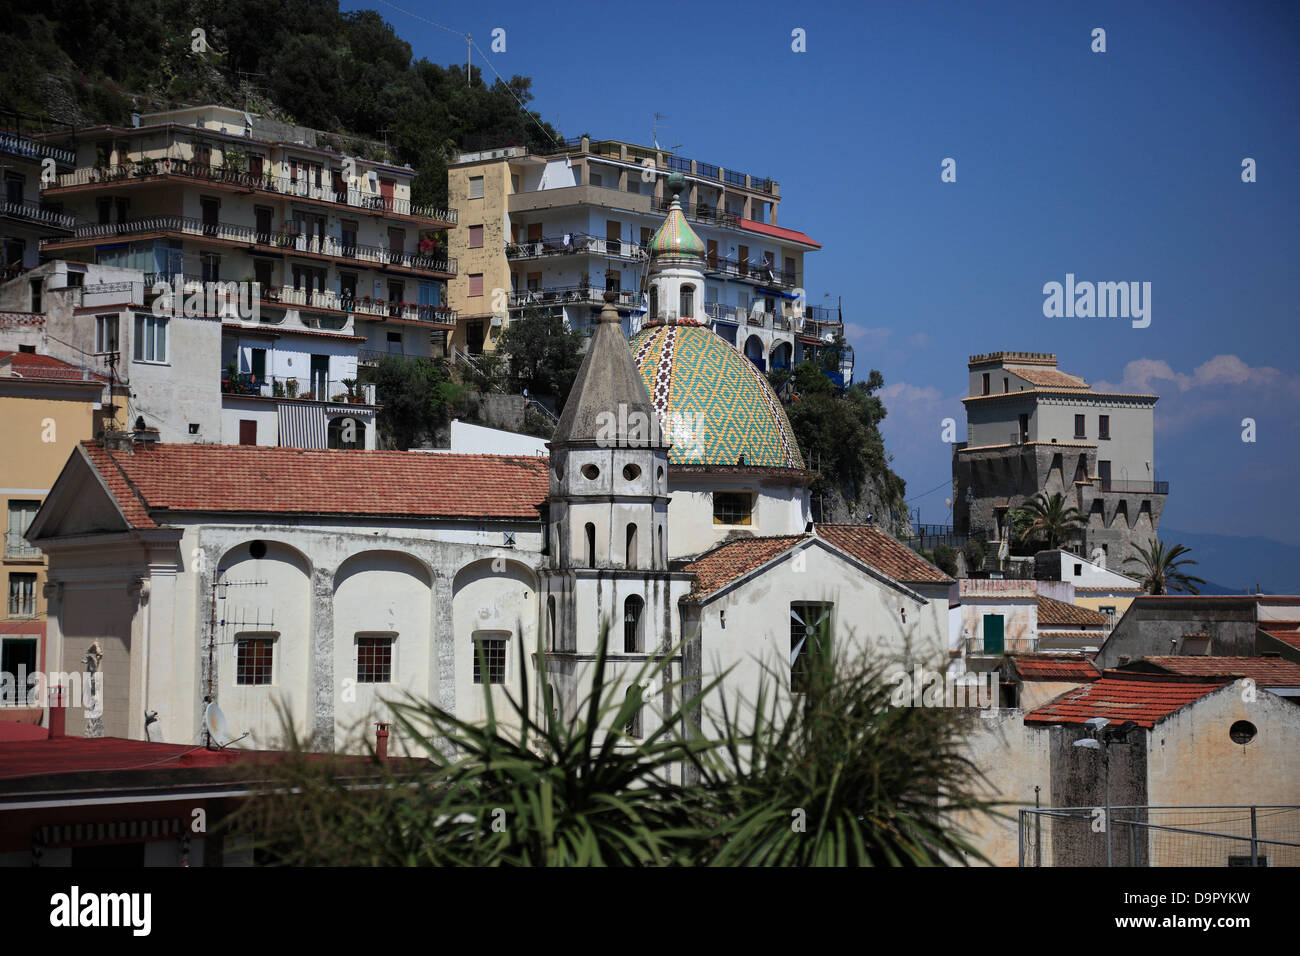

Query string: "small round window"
[623, 464, 641, 481]
[1229, 720, 1257, 745]
[581, 463, 600, 480]
[249, 540, 268, 559]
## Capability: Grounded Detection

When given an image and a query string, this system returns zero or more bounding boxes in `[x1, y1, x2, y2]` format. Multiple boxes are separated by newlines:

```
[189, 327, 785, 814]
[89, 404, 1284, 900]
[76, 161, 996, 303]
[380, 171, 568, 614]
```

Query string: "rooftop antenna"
[651, 113, 680, 154]
[467, 33, 471, 85]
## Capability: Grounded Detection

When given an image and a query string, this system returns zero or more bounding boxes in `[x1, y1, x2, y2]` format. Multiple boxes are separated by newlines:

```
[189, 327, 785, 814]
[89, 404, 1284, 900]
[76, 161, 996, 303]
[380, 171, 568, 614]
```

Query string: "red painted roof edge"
[737, 218, 821, 249]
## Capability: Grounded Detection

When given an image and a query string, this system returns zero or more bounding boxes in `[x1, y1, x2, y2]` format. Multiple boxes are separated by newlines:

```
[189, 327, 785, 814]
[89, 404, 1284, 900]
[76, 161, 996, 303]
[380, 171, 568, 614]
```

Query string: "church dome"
[630, 322, 804, 469]
[648, 172, 705, 261]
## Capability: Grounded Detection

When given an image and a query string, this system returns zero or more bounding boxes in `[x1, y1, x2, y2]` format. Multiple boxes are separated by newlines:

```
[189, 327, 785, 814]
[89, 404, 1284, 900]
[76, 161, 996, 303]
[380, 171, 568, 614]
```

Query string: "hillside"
[0, 0, 560, 208]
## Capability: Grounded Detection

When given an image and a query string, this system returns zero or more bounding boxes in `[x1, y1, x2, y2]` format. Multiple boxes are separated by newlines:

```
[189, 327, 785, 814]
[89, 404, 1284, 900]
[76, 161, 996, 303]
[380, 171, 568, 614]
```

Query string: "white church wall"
[451, 558, 538, 727]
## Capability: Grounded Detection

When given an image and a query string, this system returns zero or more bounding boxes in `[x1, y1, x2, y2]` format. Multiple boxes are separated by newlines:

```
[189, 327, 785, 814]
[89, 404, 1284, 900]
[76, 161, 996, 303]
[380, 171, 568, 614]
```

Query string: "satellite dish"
[204, 702, 233, 747]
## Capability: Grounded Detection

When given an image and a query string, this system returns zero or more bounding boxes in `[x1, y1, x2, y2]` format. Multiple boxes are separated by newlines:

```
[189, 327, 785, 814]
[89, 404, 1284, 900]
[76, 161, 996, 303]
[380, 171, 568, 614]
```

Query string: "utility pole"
[467, 34, 472, 85]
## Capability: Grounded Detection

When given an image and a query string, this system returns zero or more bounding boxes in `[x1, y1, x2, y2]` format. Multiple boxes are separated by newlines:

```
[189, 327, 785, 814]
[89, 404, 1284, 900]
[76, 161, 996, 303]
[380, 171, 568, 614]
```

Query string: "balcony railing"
[43, 216, 455, 275]
[47, 160, 457, 223]
[2, 198, 76, 230]
[221, 371, 375, 405]
[965, 636, 1039, 656]
[258, 285, 456, 325]
[0, 130, 75, 166]
[507, 285, 640, 310]
[704, 255, 796, 289]
[3, 531, 42, 560]
[799, 316, 845, 339]
[1095, 479, 1170, 495]
[505, 236, 645, 261]
[702, 301, 794, 331]
[650, 196, 743, 230]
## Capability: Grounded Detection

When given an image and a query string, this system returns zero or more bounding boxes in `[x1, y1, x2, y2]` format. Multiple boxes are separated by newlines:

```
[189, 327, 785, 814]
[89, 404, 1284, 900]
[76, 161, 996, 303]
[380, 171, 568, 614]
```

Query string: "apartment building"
[0, 343, 119, 705]
[953, 351, 1165, 566]
[1, 110, 78, 280]
[447, 136, 852, 386]
[19, 106, 459, 447]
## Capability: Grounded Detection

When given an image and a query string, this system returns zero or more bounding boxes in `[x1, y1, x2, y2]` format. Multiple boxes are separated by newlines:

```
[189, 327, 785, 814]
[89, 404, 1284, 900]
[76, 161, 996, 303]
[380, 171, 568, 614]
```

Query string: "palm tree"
[1018, 492, 1084, 549]
[1125, 539, 1206, 595]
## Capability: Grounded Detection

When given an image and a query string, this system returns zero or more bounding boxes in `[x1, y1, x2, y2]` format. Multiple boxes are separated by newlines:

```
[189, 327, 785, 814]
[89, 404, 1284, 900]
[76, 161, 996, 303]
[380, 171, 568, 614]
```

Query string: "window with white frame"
[95, 314, 119, 354]
[133, 313, 168, 363]
[7, 574, 37, 618]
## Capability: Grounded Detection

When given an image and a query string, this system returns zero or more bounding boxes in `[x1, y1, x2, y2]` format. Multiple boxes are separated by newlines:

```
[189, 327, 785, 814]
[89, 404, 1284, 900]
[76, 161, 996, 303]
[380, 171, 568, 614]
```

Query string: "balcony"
[2, 198, 76, 230]
[3, 531, 42, 561]
[0, 130, 75, 167]
[702, 302, 792, 332]
[1094, 478, 1170, 495]
[46, 160, 456, 225]
[42, 216, 456, 277]
[965, 636, 1039, 657]
[221, 371, 375, 405]
[505, 235, 645, 262]
[507, 285, 640, 311]
[649, 197, 743, 230]
[704, 256, 796, 289]
[261, 285, 457, 326]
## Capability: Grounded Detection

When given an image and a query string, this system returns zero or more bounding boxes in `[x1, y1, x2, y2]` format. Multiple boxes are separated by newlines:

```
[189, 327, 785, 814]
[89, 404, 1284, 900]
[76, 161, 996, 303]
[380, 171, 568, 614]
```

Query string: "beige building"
[446, 137, 852, 386]
[955, 351, 1165, 568]
[0, 345, 119, 701]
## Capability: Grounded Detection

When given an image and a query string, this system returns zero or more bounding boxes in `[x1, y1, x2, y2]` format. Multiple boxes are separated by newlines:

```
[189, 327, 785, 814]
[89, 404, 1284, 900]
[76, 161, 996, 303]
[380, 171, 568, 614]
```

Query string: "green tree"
[367, 355, 467, 449]
[1125, 539, 1207, 595]
[1018, 492, 1084, 549]
[496, 308, 585, 407]
[933, 544, 959, 576]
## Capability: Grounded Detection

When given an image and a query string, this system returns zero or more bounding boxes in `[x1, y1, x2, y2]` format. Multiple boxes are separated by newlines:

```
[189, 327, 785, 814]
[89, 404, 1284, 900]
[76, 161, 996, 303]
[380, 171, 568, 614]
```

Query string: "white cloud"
[1094, 354, 1290, 395]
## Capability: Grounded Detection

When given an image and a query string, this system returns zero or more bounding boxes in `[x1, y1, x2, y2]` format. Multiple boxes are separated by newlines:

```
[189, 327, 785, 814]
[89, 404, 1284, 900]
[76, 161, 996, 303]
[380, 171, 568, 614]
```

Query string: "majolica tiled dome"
[630, 322, 804, 469]
[648, 172, 705, 261]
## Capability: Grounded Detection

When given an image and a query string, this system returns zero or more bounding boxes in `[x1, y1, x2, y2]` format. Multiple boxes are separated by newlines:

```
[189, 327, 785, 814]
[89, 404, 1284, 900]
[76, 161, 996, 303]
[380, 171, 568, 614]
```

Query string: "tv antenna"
[204, 567, 270, 724]
[651, 113, 680, 154]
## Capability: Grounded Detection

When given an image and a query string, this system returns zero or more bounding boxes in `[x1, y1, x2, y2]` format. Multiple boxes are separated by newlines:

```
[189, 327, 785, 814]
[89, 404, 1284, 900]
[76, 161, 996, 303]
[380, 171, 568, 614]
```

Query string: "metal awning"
[277, 402, 328, 449]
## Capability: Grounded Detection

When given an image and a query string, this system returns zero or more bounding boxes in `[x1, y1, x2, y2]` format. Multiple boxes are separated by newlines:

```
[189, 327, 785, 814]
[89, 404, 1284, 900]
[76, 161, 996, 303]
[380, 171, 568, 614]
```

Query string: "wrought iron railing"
[220, 371, 375, 405]
[2, 199, 76, 229]
[44, 216, 455, 274]
[0, 130, 75, 166]
[507, 285, 639, 309]
[3, 531, 42, 560]
[505, 236, 645, 261]
[47, 160, 456, 222]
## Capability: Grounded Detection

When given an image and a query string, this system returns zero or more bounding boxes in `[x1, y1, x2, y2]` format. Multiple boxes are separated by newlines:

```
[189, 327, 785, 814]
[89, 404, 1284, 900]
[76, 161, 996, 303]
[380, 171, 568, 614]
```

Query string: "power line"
[376, 0, 560, 148]
[905, 477, 954, 504]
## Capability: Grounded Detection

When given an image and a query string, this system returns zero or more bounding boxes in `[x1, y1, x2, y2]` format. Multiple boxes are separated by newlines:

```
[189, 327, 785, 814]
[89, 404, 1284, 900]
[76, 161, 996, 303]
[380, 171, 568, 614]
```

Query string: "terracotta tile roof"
[681, 535, 805, 598]
[1141, 656, 1300, 685]
[737, 219, 821, 249]
[1076, 586, 1143, 593]
[1259, 620, 1300, 634]
[1038, 595, 1109, 628]
[1264, 630, 1300, 651]
[0, 351, 108, 383]
[1012, 367, 1088, 388]
[680, 524, 953, 600]
[815, 523, 953, 584]
[79, 442, 548, 527]
[1009, 655, 1100, 682]
[1037, 630, 1109, 642]
[1024, 672, 1228, 728]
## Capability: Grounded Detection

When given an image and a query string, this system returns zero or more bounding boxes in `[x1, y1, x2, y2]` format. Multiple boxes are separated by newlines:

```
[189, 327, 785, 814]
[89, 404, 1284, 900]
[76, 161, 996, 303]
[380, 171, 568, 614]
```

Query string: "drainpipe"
[375, 722, 390, 761]
[48, 686, 66, 739]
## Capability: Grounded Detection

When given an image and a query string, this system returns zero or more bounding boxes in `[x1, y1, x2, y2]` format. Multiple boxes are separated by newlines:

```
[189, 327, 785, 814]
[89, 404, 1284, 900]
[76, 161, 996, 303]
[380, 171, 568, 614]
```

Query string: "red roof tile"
[0, 351, 107, 383]
[1009, 655, 1100, 682]
[1038, 594, 1109, 628]
[79, 442, 548, 526]
[681, 535, 805, 598]
[737, 219, 821, 249]
[816, 523, 953, 584]
[1024, 672, 1228, 729]
[1140, 656, 1300, 685]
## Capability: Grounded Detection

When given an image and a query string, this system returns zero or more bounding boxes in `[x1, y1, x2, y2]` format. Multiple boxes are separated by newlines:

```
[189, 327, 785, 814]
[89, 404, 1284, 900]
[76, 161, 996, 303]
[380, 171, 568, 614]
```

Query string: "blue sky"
[352, 0, 1300, 585]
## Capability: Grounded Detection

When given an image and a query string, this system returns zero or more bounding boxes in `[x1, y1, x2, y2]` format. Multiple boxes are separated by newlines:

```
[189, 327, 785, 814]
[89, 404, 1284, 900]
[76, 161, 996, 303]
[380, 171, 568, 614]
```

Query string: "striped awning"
[277, 402, 329, 449]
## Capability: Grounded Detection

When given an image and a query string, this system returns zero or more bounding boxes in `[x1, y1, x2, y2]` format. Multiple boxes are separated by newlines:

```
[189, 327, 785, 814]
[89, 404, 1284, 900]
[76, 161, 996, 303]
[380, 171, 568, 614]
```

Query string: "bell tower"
[539, 292, 691, 730]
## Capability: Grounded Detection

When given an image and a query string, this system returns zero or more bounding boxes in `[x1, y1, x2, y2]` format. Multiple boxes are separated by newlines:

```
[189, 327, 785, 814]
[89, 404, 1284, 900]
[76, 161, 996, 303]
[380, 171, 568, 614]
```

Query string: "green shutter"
[983, 614, 1004, 654]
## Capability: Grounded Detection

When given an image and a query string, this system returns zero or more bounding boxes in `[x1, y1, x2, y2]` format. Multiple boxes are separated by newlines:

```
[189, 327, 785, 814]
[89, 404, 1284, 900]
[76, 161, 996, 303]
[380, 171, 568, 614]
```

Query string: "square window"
[133, 313, 168, 363]
[356, 634, 393, 683]
[235, 635, 275, 685]
[472, 634, 507, 684]
[712, 491, 753, 525]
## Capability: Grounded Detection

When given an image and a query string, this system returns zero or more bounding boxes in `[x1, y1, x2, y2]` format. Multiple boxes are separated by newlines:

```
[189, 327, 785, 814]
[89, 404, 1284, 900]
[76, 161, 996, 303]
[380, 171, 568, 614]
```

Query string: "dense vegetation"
[769, 361, 909, 526]
[0, 0, 560, 207]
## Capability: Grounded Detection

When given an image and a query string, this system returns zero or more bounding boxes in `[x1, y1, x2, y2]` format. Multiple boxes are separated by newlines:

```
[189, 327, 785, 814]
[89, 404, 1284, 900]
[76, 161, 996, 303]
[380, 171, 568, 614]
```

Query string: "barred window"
[356, 634, 394, 683]
[235, 634, 274, 685]
[472, 632, 508, 684]
[713, 491, 753, 526]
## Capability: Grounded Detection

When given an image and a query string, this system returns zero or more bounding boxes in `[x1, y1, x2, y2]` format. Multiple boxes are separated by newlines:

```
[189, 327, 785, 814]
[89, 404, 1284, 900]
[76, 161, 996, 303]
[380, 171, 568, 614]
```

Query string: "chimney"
[375, 722, 390, 761]
[48, 686, 67, 739]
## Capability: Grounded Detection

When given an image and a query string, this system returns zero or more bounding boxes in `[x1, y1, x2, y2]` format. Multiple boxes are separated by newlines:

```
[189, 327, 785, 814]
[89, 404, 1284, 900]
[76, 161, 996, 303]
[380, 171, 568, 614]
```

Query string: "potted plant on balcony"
[272, 379, 285, 398]
[342, 378, 362, 404]
[222, 360, 237, 393]
[286, 378, 299, 398]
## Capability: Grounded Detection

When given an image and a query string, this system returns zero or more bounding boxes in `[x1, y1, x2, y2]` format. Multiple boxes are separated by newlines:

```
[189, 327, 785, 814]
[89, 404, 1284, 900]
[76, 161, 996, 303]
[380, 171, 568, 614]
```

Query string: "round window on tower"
[1229, 720, 1258, 745]
[623, 464, 641, 481]
[249, 540, 268, 559]
[581, 464, 600, 481]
